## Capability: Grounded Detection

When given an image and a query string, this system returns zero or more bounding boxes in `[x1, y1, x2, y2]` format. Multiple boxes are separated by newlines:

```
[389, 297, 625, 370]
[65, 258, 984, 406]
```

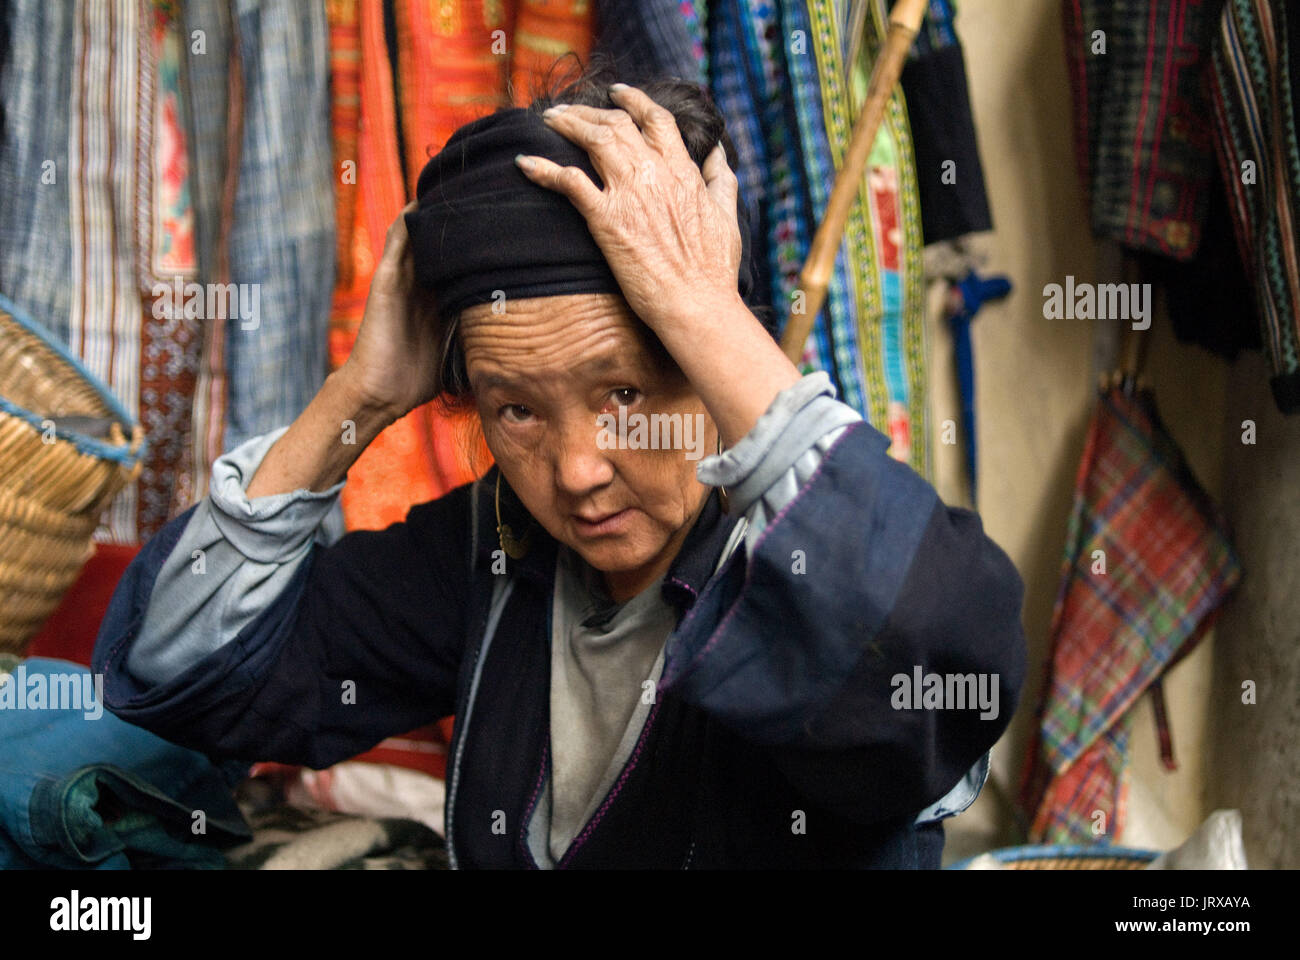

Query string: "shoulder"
[312, 472, 490, 591]
[397, 472, 490, 570]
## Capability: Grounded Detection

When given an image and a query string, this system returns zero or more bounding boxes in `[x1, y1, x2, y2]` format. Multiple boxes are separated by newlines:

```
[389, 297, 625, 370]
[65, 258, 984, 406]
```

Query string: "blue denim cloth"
[0, 658, 250, 869]
[218, 0, 336, 451]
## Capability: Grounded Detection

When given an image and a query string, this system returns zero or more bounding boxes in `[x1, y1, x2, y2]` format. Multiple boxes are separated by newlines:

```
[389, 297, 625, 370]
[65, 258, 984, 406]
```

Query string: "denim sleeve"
[660, 413, 1028, 827]
[92, 433, 475, 771]
[126, 426, 346, 686]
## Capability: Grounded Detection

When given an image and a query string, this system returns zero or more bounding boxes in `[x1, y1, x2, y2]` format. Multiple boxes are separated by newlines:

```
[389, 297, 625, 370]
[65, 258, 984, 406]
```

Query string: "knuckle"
[646, 103, 675, 127]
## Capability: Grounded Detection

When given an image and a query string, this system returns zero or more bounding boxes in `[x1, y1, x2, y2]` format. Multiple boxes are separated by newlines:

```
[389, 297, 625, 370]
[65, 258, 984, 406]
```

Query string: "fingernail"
[514, 154, 535, 170]
[609, 83, 630, 93]
[542, 104, 568, 116]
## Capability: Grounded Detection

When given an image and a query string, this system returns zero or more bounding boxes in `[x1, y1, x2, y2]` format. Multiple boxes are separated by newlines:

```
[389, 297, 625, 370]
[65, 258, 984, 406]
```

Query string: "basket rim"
[946, 844, 1160, 870]
[0, 291, 147, 466]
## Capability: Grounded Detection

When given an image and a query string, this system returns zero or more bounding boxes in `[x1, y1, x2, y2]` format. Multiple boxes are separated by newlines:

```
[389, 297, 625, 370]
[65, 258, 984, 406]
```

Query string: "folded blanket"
[224, 777, 448, 870]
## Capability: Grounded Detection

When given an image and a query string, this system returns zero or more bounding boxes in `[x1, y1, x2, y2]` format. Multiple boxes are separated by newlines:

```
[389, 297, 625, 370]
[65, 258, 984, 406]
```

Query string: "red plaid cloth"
[1018, 384, 1241, 843]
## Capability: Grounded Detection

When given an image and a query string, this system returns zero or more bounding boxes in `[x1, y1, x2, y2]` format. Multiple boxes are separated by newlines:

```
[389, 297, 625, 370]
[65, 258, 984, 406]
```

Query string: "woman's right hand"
[339, 200, 444, 422]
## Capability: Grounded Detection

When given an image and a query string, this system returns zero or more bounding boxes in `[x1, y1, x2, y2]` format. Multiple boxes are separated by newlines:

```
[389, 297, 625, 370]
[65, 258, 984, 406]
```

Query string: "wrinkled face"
[460, 293, 716, 602]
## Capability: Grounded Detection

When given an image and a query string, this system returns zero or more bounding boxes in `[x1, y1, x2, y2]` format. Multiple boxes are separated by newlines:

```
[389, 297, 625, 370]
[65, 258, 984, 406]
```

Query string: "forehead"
[459, 293, 659, 386]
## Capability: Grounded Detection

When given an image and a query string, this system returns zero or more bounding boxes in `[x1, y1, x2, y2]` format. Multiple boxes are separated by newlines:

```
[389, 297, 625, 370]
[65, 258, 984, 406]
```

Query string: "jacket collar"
[472, 463, 740, 613]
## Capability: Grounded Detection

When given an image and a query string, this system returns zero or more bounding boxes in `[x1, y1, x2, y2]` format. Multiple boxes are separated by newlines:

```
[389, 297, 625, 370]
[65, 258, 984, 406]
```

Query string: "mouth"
[572, 507, 634, 537]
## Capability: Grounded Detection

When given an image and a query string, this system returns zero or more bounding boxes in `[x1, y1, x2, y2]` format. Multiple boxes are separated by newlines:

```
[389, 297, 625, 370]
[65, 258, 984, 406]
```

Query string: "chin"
[571, 538, 657, 574]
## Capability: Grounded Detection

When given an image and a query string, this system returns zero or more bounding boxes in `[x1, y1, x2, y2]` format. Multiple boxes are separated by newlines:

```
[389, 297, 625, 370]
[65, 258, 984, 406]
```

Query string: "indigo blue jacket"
[93, 412, 1026, 869]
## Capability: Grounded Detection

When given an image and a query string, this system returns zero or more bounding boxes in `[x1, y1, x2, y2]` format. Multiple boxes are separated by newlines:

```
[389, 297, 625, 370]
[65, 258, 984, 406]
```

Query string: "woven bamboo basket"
[0, 292, 145, 654]
[948, 844, 1159, 870]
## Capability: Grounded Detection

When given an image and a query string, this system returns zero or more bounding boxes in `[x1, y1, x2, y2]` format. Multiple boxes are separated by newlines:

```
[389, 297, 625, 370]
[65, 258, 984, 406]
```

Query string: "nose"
[552, 411, 616, 498]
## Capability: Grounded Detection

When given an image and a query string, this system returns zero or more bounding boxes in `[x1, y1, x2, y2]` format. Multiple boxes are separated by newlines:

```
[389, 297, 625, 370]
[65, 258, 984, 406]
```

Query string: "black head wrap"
[404, 106, 756, 322]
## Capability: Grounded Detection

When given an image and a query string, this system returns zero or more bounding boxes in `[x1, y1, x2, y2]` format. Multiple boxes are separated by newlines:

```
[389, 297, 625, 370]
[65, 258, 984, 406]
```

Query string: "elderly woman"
[93, 67, 1026, 869]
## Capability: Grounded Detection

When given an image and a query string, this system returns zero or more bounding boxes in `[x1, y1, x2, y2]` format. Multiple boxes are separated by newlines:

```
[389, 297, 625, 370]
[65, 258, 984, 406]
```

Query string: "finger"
[383, 200, 418, 254]
[541, 103, 647, 180]
[514, 153, 605, 219]
[378, 202, 422, 290]
[542, 102, 639, 139]
[607, 84, 693, 167]
[702, 142, 743, 266]
[702, 141, 738, 211]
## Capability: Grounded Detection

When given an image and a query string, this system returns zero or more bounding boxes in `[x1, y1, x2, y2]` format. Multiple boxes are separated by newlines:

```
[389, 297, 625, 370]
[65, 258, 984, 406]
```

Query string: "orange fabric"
[511, 0, 593, 105]
[395, 0, 510, 198]
[327, 0, 361, 289]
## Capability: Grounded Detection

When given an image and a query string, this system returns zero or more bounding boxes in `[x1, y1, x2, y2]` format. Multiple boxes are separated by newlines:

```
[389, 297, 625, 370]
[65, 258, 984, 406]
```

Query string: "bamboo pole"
[780, 0, 929, 363]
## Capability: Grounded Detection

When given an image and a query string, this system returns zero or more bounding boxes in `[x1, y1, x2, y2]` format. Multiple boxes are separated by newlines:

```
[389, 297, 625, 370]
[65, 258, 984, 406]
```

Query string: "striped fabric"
[592, 0, 708, 85]
[220, 1, 336, 455]
[0, 0, 205, 542]
[175, 0, 238, 506]
[1207, 0, 1300, 413]
[707, 0, 930, 476]
[1018, 385, 1241, 844]
[1061, 0, 1223, 260]
[0, 2, 78, 428]
[65, 0, 149, 542]
[3, 0, 334, 541]
[168, 0, 337, 496]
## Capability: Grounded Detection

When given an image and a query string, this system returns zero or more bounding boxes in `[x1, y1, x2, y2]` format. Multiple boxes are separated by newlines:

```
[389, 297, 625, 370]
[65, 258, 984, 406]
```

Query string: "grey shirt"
[540, 545, 675, 865]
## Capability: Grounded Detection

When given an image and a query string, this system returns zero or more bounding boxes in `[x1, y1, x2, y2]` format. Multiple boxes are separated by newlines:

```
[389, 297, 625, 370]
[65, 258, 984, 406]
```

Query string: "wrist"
[331, 364, 405, 428]
[660, 294, 803, 449]
[652, 290, 748, 346]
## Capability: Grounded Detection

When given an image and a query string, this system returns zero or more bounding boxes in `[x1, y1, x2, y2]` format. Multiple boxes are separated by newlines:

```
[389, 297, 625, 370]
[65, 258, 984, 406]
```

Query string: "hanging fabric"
[705, 0, 930, 476]
[892, 0, 993, 245]
[1207, 0, 1300, 414]
[1017, 381, 1241, 844]
[592, 0, 708, 86]
[1061, 0, 1222, 259]
[1059, 1, 1269, 387]
[0, 0, 206, 542]
[176, 0, 337, 497]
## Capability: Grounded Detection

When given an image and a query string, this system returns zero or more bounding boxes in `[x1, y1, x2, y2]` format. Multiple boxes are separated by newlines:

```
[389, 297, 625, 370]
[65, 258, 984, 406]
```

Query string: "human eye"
[499, 403, 534, 424]
[607, 387, 641, 408]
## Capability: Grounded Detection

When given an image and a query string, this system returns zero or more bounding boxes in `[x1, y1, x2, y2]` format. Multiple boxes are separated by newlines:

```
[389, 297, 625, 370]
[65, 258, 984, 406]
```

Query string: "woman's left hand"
[515, 84, 744, 337]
